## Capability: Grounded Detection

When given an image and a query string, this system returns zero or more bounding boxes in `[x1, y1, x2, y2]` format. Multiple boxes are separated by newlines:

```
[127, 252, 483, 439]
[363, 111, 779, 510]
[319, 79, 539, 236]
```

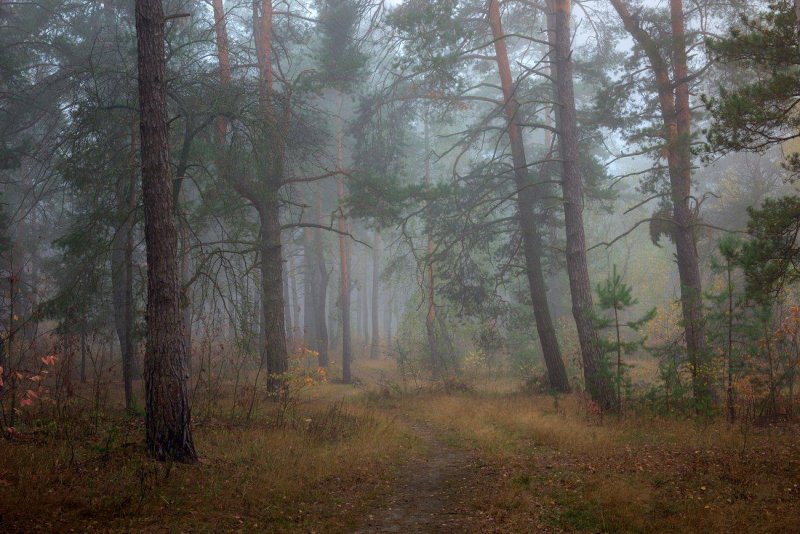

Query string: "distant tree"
[315, 0, 367, 383]
[209, 0, 294, 389]
[370, 230, 381, 359]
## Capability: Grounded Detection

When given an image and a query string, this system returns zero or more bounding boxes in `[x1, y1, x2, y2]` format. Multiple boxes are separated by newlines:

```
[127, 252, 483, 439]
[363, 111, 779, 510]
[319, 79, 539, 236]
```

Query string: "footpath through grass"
[390, 390, 800, 533]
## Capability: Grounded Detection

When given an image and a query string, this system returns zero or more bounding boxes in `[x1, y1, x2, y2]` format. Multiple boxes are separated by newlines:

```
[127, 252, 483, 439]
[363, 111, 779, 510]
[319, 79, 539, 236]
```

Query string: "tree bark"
[179, 206, 192, 373]
[385, 293, 392, 353]
[134, 0, 196, 462]
[211, 0, 232, 140]
[361, 258, 369, 347]
[487, 0, 570, 393]
[355, 272, 362, 345]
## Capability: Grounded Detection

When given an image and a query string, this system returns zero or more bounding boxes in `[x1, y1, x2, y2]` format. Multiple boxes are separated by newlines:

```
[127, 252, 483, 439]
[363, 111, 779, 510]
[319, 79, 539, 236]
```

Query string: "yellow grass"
[3, 355, 800, 532]
[392, 388, 800, 532]
[0, 371, 421, 532]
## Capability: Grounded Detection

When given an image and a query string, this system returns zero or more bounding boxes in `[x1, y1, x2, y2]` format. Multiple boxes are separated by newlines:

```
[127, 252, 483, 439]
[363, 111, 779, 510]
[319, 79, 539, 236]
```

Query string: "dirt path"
[354, 422, 479, 533]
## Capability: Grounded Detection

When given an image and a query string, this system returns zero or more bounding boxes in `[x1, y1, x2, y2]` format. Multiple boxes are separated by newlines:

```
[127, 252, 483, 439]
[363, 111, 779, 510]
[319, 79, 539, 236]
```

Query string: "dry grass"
[0, 370, 421, 532]
[3, 355, 800, 532]
[393, 389, 800, 533]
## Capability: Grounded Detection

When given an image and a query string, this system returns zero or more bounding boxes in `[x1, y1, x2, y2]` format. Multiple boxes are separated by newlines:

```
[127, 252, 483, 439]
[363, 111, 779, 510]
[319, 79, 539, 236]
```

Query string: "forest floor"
[1, 357, 800, 532]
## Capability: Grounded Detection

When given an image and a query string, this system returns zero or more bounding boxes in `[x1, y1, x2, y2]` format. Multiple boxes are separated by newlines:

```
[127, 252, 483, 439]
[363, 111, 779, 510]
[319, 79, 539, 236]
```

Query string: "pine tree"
[705, 2, 800, 298]
[595, 265, 655, 410]
[134, 0, 196, 462]
[315, 0, 367, 383]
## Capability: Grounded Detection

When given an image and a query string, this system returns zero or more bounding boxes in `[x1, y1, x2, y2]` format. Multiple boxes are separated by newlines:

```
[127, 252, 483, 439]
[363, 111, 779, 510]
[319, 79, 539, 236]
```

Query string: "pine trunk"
[548, 0, 615, 408]
[361, 260, 369, 348]
[423, 119, 441, 377]
[111, 121, 139, 399]
[669, 0, 710, 404]
[609, 0, 711, 405]
[179, 212, 192, 373]
[288, 252, 299, 341]
[258, 202, 289, 388]
[488, 0, 570, 393]
[385, 296, 392, 353]
[111, 169, 136, 411]
[134, 0, 196, 462]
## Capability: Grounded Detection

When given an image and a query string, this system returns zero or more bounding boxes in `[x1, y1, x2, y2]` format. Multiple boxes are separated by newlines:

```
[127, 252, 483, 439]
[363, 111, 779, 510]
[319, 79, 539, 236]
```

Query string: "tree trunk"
[134, 0, 196, 462]
[726, 262, 735, 423]
[111, 166, 136, 410]
[609, 0, 711, 405]
[179, 209, 192, 374]
[258, 201, 289, 388]
[111, 172, 130, 408]
[355, 275, 362, 345]
[288, 251, 300, 340]
[283, 246, 293, 341]
[211, 0, 232, 138]
[385, 294, 392, 353]
[338, 175, 352, 383]
[335, 95, 353, 383]
[669, 0, 710, 404]
[487, 0, 570, 393]
[361, 259, 369, 348]
[548, 0, 614, 407]
[314, 191, 330, 367]
[370, 231, 381, 359]
[423, 118, 442, 377]
[303, 226, 317, 347]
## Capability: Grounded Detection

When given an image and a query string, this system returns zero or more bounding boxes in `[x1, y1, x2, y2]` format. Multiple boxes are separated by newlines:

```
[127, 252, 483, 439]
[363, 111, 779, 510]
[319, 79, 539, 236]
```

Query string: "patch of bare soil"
[355, 422, 559, 533]
[355, 422, 479, 533]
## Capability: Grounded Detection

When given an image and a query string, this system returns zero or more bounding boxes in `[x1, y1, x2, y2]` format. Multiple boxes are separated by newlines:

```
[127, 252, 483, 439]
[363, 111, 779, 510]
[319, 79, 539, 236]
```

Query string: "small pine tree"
[594, 265, 655, 411]
[707, 235, 743, 422]
[708, 236, 782, 422]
